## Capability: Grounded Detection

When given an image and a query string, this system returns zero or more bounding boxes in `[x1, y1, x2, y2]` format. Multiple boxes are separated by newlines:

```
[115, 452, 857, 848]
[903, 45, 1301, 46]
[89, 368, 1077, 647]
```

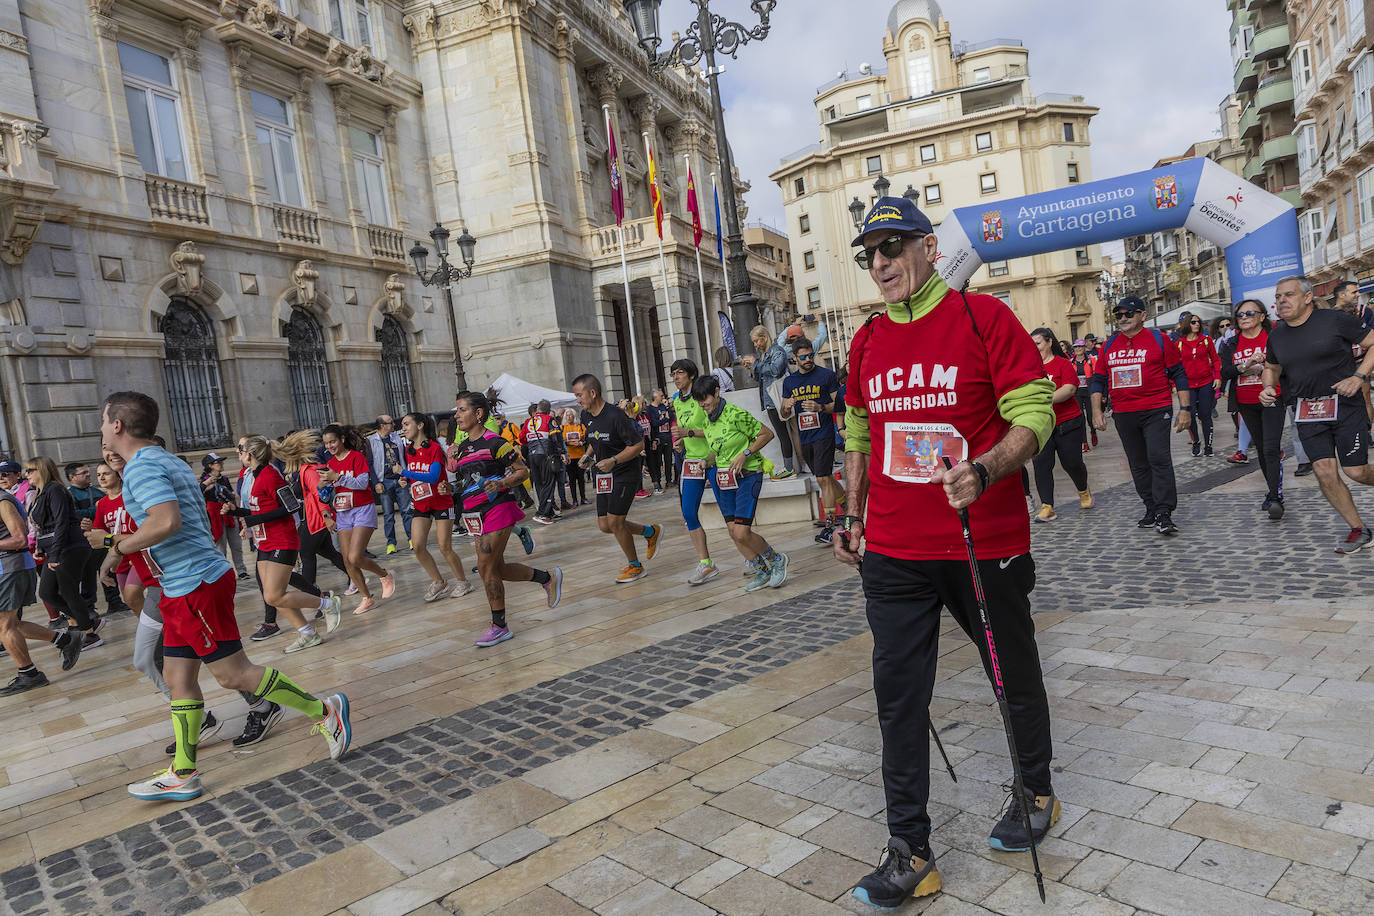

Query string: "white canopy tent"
[1145, 300, 1232, 332]
[486, 372, 578, 415]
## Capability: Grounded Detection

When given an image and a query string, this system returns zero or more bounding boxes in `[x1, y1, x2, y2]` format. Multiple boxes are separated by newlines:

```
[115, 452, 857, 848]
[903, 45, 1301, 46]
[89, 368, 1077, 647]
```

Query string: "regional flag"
[607, 117, 624, 227]
[713, 183, 725, 265]
[648, 143, 665, 239]
[686, 167, 703, 248]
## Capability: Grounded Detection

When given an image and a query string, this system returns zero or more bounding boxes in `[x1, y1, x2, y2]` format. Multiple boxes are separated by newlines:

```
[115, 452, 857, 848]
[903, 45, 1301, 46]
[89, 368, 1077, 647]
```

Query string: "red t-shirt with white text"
[846, 290, 1043, 561]
[93, 493, 156, 585]
[248, 464, 300, 551]
[1232, 330, 1273, 405]
[404, 439, 454, 512]
[1093, 329, 1183, 412]
[1044, 356, 1083, 425]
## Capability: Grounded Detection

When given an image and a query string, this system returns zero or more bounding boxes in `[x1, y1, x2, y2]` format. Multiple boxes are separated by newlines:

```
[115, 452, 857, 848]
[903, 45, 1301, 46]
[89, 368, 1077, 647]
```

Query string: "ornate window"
[252, 90, 305, 207]
[376, 317, 415, 418]
[350, 126, 391, 225]
[284, 308, 335, 429]
[160, 298, 231, 450]
[118, 42, 190, 180]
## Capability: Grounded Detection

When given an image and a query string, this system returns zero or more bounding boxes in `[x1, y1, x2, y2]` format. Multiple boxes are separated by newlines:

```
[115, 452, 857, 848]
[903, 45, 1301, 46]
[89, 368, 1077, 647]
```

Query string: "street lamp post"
[622, 0, 775, 356]
[409, 222, 477, 393]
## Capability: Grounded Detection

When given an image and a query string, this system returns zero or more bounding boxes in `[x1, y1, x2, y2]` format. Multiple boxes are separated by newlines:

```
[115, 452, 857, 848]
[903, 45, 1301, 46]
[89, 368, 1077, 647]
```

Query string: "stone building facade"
[769, 0, 1104, 346]
[0, 0, 747, 460]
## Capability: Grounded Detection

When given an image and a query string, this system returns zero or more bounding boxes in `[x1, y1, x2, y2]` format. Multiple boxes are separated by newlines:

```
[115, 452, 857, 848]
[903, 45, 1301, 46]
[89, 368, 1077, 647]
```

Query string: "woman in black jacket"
[26, 456, 101, 647]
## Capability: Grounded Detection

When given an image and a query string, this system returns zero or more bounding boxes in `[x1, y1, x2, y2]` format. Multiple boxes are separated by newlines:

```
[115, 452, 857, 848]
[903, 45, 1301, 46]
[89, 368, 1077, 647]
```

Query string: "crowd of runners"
[2, 194, 1371, 908]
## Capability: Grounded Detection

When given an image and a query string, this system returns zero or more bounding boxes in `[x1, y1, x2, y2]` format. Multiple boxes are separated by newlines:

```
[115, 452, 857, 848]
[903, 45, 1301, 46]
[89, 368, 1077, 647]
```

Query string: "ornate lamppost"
[622, 0, 774, 356]
[409, 222, 476, 392]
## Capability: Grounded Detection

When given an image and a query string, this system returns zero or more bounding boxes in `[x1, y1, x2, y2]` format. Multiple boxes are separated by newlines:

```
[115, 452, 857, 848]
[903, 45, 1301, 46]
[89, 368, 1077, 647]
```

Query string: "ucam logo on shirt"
[866, 363, 960, 412]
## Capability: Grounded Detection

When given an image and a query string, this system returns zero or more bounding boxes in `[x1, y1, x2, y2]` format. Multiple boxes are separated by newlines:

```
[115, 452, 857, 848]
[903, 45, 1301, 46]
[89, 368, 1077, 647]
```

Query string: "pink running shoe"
[353, 596, 377, 616]
[474, 624, 512, 647]
[380, 569, 396, 600]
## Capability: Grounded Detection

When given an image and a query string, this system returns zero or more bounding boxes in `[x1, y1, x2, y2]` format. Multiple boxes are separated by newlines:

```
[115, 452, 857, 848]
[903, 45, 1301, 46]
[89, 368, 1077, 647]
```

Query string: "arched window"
[376, 316, 415, 417]
[284, 308, 335, 429]
[160, 298, 231, 451]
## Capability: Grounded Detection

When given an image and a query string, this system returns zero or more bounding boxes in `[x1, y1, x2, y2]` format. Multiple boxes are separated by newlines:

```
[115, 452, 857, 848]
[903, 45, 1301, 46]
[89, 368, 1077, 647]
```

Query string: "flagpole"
[605, 104, 642, 396]
[711, 170, 732, 329]
[644, 131, 679, 362]
[685, 155, 711, 368]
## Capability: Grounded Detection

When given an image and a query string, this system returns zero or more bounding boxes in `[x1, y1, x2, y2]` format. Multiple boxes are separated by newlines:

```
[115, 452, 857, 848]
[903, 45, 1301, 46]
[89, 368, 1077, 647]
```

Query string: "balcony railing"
[367, 223, 405, 260]
[146, 176, 210, 226]
[272, 202, 320, 245]
[595, 213, 713, 258]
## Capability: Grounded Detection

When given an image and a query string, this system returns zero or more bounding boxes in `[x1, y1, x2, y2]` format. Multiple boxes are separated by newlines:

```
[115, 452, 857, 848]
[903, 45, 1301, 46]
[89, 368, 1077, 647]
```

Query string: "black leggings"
[261, 538, 330, 626]
[566, 458, 586, 503]
[39, 546, 96, 630]
[1237, 402, 1285, 502]
[298, 521, 347, 588]
[765, 407, 793, 462]
[1032, 416, 1090, 507]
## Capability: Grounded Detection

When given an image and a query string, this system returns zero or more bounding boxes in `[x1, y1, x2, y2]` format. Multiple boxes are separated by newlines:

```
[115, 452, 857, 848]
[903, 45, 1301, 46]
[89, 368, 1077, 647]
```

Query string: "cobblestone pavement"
[2, 426, 1373, 915]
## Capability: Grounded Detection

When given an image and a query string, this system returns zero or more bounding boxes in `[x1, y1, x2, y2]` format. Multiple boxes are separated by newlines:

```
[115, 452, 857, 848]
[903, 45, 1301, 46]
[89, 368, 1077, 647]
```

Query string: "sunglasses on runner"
[1235, 310, 1262, 318]
[1112, 309, 1142, 319]
[854, 233, 923, 270]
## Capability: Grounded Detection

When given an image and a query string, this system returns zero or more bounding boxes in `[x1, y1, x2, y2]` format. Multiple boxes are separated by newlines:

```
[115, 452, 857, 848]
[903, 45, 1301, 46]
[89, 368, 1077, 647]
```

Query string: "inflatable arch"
[932, 157, 1303, 312]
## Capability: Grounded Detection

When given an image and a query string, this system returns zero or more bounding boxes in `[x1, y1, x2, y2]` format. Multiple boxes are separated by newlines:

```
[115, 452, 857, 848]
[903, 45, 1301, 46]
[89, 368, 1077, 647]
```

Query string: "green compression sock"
[255, 667, 326, 720]
[170, 699, 204, 776]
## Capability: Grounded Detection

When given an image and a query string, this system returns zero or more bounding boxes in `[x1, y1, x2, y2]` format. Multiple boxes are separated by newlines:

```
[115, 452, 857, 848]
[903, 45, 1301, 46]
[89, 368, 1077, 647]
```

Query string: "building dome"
[887, 0, 943, 34]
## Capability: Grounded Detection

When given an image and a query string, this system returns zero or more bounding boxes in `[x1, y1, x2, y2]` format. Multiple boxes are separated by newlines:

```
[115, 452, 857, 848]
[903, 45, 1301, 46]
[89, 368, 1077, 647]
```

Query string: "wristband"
[112, 540, 124, 557]
[835, 514, 863, 528]
[968, 460, 990, 495]
[1177, 405, 1191, 411]
[1357, 372, 1369, 381]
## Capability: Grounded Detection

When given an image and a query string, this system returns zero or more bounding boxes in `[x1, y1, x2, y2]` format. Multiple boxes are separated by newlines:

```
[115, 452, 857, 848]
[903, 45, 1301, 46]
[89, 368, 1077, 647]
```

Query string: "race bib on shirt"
[681, 459, 706, 480]
[799, 412, 820, 431]
[1296, 396, 1338, 422]
[1111, 365, 1143, 389]
[250, 524, 266, 543]
[461, 513, 483, 536]
[883, 422, 967, 484]
[1237, 373, 1262, 387]
[333, 493, 352, 511]
[410, 481, 433, 502]
[715, 468, 738, 489]
[595, 473, 613, 494]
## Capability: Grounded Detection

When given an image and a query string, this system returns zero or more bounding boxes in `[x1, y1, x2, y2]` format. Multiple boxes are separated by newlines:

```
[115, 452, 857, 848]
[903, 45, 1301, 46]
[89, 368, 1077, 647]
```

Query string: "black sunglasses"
[1112, 309, 1142, 319]
[855, 234, 923, 269]
[1235, 310, 1262, 318]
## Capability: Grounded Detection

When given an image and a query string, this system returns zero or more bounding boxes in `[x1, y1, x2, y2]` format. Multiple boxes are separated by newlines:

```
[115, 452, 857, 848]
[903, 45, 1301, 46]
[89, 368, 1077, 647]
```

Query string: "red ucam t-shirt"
[1044, 355, 1083, 425]
[845, 290, 1044, 561]
[326, 449, 373, 511]
[1232, 329, 1274, 405]
[93, 493, 157, 585]
[1094, 328, 1185, 412]
[248, 463, 300, 551]
[1178, 335, 1221, 387]
[404, 439, 453, 512]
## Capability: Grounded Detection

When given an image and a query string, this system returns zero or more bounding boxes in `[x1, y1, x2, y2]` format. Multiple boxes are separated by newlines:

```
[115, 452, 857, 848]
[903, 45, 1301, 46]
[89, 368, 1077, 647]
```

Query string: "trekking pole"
[930, 724, 957, 783]
[840, 527, 956, 783]
[942, 457, 1046, 902]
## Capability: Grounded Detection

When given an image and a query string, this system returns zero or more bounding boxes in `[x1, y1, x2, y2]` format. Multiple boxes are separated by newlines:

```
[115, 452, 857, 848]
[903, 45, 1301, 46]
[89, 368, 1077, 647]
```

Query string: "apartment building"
[769, 0, 1105, 345]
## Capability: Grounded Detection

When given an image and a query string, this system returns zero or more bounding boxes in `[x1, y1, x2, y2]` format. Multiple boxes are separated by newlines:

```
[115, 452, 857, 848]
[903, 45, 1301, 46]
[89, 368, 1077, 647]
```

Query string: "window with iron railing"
[160, 298, 231, 450]
[377, 317, 415, 418]
[285, 308, 335, 429]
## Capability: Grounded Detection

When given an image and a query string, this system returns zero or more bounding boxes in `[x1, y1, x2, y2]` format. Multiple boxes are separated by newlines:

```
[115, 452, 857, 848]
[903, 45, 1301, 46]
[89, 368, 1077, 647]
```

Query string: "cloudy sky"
[656, 0, 1236, 234]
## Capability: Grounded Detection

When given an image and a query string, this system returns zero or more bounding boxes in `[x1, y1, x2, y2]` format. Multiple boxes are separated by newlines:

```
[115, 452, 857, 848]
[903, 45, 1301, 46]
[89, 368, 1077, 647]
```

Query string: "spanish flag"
[648, 142, 664, 240]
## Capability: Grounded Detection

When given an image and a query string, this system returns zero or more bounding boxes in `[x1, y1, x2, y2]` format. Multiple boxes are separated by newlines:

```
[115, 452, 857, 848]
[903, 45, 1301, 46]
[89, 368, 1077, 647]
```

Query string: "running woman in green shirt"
[669, 359, 719, 586]
[691, 374, 789, 592]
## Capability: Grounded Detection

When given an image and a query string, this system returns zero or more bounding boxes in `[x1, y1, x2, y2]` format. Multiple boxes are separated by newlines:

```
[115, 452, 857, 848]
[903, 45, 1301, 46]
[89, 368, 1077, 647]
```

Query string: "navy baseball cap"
[851, 196, 935, 247]
[0, 460, 19, 474]
[1115, 296, 1147, 314]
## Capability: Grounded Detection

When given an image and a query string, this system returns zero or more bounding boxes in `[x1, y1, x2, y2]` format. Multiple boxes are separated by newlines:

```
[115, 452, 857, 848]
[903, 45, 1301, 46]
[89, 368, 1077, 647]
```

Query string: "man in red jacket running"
[1090, 296, 1192, 535]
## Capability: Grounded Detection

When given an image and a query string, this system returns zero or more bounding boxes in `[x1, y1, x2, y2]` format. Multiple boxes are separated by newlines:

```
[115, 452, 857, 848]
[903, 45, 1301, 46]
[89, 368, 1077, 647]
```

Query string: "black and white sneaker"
[232, 702, 284, 748]
[814, 526, 834, 546]
[851, 836, 941, 908]
[249, 623, 281, 641]
[1336, 527, 1373, 554]
[1155, 513, 1179, 536]
[1136, 511, 1157, 529]
[0, 669, 49, 696]
[59, 631, 83, 671]
[165, 711, 222, 756]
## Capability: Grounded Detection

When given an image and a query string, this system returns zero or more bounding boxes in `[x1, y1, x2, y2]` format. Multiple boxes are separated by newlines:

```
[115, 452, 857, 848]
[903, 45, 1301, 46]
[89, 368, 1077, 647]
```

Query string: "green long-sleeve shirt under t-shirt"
[844, 274, 1055, 455]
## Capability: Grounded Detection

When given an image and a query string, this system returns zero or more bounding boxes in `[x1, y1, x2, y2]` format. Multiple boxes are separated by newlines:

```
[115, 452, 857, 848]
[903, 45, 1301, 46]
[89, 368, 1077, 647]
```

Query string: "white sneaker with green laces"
[284, 631, 322, 654]
[311, 693, 352, 760]
[323, 595, 342, 633]
[128, 768, 202, 802]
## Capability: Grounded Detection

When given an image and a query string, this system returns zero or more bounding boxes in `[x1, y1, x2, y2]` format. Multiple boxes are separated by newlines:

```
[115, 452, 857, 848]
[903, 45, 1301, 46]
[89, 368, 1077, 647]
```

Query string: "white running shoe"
[687, 562, 719, 586]
[423, 580, 447, 603]
[544, 566, 563, 609]
[311, 693, 352, 760]
[323, 595, 342, 633]
[284, 631, 322, 654]
[128, 768, 202, 802]
[449, 580, 476, 599]
[343, 581, 360, 597]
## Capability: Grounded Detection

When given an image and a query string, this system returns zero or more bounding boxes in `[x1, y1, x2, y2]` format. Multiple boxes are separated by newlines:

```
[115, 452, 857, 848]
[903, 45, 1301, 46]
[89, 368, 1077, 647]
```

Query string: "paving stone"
[1126, 762, 1257, 807]
[1061, 850, 1131, 894]
[701, 868, 850, 916]
[1182, 722, 1302, 759]
[548, 856, 644, 909]
[1172, 801, 1360, 872]
[1238, 782, 1338, 828]
[927, 847, 1017, 902]
[674, 857, 747, 899]
[1061, 812, 1200, 870]
[596, 877, 714, 916]
[750, 761, 832, 797]
[709, 782, 815, 829]
[473, 826, 551, 868]
[777, 848, 869, 902]
[801, 811, 890, 864]
[1176, 838, 1291, 897]
[504, 886, 596, 915]
[792, 743, 882, 781]
[707, 823, 820, 877]
[1052, 771, 1157, 817]
[797, 775, 887, 819]
[660, 806, 749, 848]
[982, 870, 1134, 915]
[1105, 861, 1311, 916]
[607, 829, 717, 887]
[1132, 793, 1194, 828]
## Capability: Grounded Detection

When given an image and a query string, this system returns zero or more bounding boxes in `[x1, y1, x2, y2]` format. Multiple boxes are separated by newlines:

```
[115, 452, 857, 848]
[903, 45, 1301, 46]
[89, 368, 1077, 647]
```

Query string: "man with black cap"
[1090, 296, 1191, 535]
[833, 196, 1060, 908]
